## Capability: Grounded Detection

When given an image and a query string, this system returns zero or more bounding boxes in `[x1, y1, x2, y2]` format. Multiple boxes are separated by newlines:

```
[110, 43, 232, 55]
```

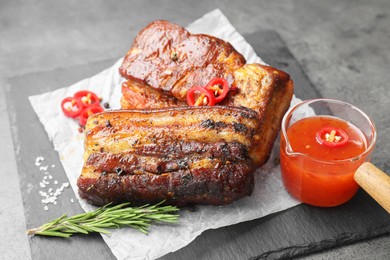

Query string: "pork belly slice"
[227, 64, 294, 166]
[120, 80, 186, 109]
[77, 106, 260, 206]
[119, 20, 246, 101]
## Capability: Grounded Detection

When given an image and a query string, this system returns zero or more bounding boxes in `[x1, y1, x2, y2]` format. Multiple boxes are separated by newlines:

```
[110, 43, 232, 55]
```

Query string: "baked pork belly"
[77, 20, 294, 207]
[77, 106, 260, 206]
[119, 20, 246, 102]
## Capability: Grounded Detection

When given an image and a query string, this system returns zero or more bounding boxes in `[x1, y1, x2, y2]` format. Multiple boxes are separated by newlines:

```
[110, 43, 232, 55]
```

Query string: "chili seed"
[171, 51, 178, 61]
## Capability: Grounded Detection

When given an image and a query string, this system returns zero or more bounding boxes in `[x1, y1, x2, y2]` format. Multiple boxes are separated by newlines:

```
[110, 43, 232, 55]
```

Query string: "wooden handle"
[354, 162, 390, 214]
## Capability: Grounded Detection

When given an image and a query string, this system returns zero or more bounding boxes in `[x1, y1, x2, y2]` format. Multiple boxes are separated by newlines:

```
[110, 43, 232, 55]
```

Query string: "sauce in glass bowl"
[280, 99, 376, 207]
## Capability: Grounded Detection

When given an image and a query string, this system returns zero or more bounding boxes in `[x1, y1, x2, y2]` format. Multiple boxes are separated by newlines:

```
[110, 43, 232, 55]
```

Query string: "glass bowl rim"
[281, 98, 377, 164]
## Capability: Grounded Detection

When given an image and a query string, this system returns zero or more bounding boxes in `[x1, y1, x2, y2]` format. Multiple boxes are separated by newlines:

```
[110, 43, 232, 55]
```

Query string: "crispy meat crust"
[77, 106, 259, 206]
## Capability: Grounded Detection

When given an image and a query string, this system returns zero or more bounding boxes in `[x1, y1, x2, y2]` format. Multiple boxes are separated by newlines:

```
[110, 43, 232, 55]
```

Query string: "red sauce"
[280, 116, 368, 207]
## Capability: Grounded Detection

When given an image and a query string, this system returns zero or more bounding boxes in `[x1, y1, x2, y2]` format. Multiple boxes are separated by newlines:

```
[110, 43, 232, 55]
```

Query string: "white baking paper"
[29, 9, 301, 260]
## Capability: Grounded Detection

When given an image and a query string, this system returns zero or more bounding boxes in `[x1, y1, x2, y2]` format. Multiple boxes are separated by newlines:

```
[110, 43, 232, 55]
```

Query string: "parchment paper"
[29, 9, 301, 260]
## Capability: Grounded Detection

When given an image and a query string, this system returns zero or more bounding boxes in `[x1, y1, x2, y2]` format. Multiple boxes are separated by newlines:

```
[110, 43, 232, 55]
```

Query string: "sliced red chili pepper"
[79, 105, 104, 126]
[205, 78, 230, 103]
[316, 127, 349, 147]
[187, 86, 215, 106]
[74, 90, 100, 108]
[61, 97, 83, 118]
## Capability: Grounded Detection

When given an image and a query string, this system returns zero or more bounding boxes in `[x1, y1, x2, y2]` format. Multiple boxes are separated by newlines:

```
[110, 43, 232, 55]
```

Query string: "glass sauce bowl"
[280, 99, 377, 207]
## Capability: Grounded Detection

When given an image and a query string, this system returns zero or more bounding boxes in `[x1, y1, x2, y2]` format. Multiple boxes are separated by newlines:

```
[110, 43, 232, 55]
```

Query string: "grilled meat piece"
[77, 106, 260, 206]
[121, 80, 186, 109]
[119, 20, 246, 102]
[226, 64, 294, 166]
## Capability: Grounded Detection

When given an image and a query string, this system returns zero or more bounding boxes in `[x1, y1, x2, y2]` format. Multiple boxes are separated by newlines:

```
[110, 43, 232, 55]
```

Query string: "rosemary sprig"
[26, 201, 180, 238]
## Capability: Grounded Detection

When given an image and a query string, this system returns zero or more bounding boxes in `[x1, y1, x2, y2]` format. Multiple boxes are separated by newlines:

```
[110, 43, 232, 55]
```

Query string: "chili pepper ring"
[187, 86, 216, 106]
[205, 78, 230, 103]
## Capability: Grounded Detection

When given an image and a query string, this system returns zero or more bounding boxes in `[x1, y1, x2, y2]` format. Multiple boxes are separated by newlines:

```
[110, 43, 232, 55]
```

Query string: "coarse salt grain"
[35, 156, 44, 166]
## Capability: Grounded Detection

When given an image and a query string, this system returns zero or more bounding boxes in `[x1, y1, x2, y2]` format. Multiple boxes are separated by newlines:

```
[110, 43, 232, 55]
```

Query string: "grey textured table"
[1, 1, 390, 259]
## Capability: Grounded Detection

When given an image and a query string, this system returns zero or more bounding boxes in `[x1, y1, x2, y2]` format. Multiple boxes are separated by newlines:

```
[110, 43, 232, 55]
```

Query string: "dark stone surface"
[6, 60, 116, 260]
[165, 191, 390, 260]
[2, 1, 390, 259]
[6, 30, 390, 260]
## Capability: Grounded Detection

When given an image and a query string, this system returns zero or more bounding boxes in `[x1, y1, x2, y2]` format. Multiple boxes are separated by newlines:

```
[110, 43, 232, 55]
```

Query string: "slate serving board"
[6, 30, 390, 260]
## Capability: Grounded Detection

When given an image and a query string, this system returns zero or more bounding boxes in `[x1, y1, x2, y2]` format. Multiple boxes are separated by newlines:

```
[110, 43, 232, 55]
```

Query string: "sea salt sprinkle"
[34, 156, 70, 210]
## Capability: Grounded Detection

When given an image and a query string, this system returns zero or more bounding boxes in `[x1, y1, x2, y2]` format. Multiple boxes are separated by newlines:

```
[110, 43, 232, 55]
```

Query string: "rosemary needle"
[27, 201, 180, 237]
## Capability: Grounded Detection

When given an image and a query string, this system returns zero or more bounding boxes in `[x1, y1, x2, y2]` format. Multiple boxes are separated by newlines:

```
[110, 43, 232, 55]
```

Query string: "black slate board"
[6, 30, 390, 260]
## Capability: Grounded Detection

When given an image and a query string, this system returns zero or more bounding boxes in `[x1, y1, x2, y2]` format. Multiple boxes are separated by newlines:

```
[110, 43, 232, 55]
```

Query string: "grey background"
[1, 0, 389, 259]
